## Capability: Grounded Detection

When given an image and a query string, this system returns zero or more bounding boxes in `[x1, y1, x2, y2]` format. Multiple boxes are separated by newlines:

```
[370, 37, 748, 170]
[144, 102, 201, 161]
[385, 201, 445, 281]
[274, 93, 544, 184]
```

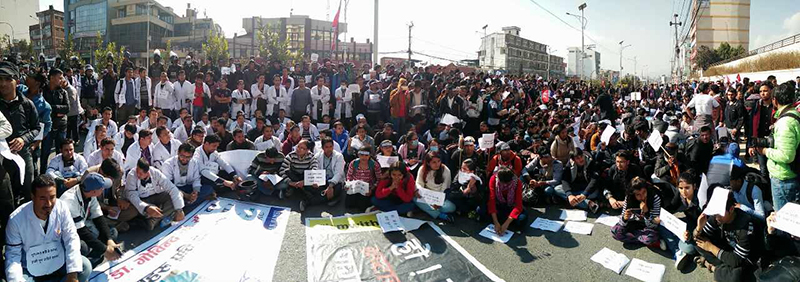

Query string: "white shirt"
[124, 168, 184, 215]
[231, 89, 252, 118]
[266, 85, 289, 116]
[87, 119, 118, 141]
[86, 149, 126, 168]
[314, 150, 346, 185]
[59, 186, 102, 229]
[153, 80, 178, 110]
[193, 146, 235, 182]
[161, 156, 202, 192]
[152, 138, 182, 170]
[46, 154, 89, 180]
[123, 141, 155, 172]
[254, 135, 282, 151]
[310, 85, 331, 120]
[686, 94, 719, 116]
[172, 80, 194, 110]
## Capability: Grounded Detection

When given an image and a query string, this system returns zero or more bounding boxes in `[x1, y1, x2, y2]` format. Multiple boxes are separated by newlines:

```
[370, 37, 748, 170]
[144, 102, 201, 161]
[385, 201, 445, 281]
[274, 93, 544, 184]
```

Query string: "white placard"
[304, 170, 326, 186]
[479, 133, 495, 149]
[221, 67, 231, 75]
[478, 224, 513, 243]
[631, 92, 642, 101]
[572, 136, 584, 150]
[26, 241, 65, 276]
[703, 187, 730, 216]
[625, 95, 631, 101]
[350, 138, 364, 150]
[595, 214, 620, 227]
[346, 180, 370, 196]
[698, 173, 710, 207]
[310, 53, 319, 62]
[538, 104, 547, 110]
[376, 211, 404, 233]
[563, 221, 594, 235]
[659, 208, 687, 241]
[0, 141, 25, 186]
[440, 114, 461, 125]
[624, 258, 665, 282]
[369, 94, 380, 101]
[34, 122, 45, 141]
[600, 124, 616, 145]
[647, 130, 663, 152]
[259, 174, 284, 185]
[501, 91, 511, 100]
[376, 155, 399, 168]
[417, 186, 445, 206]
[773, 202, 800, 237]
[559, 209, 588, 221]
[590, 248, 630, 274]
[564, 98, 571, 103]
[530, 217, 564, 232]
[316, 123, 330, 131]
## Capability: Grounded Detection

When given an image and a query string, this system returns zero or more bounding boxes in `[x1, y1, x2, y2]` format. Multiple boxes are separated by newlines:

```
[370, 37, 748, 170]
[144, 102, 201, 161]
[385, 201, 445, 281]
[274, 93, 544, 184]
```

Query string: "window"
[500, 48, 506, 54]
[74, 2, 108, 37]
[136, 4, 146, 15]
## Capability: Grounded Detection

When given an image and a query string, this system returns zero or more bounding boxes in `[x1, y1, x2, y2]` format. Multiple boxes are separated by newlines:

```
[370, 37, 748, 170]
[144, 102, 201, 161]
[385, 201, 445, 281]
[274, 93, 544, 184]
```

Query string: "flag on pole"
[541, 89, 551, 103]
[331, 0, 342, 52]
[736, 73, 741, 82]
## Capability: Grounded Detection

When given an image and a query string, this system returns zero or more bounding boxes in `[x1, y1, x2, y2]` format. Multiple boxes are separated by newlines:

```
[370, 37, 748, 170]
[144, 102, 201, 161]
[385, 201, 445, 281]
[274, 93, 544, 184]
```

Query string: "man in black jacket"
[0, 61, 41, 202]
[80, 65, 99, 112]
[682, 126, 714, 174]
[42, 68, 70, 179]
[723, 87, 746, 143]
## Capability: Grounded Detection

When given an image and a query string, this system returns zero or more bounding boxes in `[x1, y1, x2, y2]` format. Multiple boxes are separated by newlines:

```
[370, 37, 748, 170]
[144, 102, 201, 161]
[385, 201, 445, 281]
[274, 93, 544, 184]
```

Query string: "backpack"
[744, 170, 772, 207]
[776, 110, 800, 176]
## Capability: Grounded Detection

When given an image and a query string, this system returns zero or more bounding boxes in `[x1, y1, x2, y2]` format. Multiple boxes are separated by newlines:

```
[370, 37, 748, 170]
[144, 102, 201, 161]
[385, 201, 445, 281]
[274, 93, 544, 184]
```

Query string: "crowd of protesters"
[1, 48, 800, 281]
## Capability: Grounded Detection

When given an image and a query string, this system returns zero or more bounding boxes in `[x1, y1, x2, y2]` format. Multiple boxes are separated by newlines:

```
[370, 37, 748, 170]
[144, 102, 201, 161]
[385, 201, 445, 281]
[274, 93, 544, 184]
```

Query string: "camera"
[753, 136, 774, 148]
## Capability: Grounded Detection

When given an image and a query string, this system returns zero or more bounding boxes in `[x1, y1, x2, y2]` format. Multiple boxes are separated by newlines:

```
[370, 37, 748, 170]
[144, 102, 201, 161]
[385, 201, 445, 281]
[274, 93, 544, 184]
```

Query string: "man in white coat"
[254, 125, 282, 151]
[152, 126, 181, 170]
[171, 71, 193, 114]
[86, 138, 126, 168]
[123, 129, 154, 172]
[87, 107, 119, 143]
[266, 75, 289, 117]
[153, 72, 178, 118]
[310, 76, 330, 122]
[114, 68, 140, 123]
[5, 175, 92, 281]
[172, 115, 195, 143]
[162, 143, 212, 209]
[83, 123, 107, 158]
[117, 158, 185, 231]
[310, 137, 345, 207]
[334, 81, 355, 121]
[194, 134, 243, 193]
[46, 139, 89, 196]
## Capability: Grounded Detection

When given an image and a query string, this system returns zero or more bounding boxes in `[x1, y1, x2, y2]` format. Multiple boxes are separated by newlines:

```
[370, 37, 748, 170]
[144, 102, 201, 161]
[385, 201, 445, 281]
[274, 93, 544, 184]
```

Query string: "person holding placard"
[693, 189, 763, 281]
[611, 177, 666, 251]
[373, 161, 417, 216]
[398, 131, 426, 175]
[449, 159, 485, 219]
[5, 175, 92, 282]
[279, 140, 319, 212]
[377, 140, 402, 174]
[449, 136, 486, 178]
[483, 167, 527, 234]
[345, 146, 380, 212]
[764, 206, 800, 270]
[414, 152, 454, 222]
[347, 124, 374, 160]
[669, 172, 703, 270]
[312, 137, 345, 208]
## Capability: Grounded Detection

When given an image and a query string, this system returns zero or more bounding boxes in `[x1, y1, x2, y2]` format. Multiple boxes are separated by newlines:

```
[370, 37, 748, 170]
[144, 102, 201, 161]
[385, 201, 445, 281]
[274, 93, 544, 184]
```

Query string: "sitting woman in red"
[483, 166, 528, 234]
[372, 161, 416, 216]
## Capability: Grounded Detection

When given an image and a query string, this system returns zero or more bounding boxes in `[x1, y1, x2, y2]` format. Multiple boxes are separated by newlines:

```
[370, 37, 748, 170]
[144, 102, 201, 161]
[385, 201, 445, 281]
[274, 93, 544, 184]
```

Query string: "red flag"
[541, 89, 550, 103]
[331, 0, 342, 52]
[736, 73, 741, 82]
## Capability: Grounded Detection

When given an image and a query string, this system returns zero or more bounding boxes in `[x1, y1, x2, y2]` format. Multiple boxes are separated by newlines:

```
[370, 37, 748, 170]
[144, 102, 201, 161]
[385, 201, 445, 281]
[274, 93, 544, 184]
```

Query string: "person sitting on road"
[345, 146, 381, 212]
[706, 142, 745, 187]
[486, 141, 523, 176]
[118, 158, 185, 232]
[46, 139, 88, 196]
[673, 171, 703, 271]
[610, 177, 666, 251]
[594, 150, 643, 210]
[449, 159, 485, 220]
[373, 161, 417, 216]
[553, 148, 600, 213]
[123, 129, 154, 172]
[279, 139, 320, 212]
[727, 164, 767, 221]
[194, 134, 243, 196]
[162, 143, 212, 210]
[415, 151, 455, 222]
[483, 166, 527, 235]
[522, 147, 564, 204]
[312, 137, 346, 207]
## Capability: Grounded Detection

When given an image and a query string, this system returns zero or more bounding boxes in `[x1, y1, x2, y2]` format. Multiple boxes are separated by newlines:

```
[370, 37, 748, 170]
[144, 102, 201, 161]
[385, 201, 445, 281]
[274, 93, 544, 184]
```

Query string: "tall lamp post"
[567, 3, 587, 80]
[0, 22, 14, 47]
[146, 1, 154, 68]
[547, 46, 557, 80]
[619, 41, 631, 74]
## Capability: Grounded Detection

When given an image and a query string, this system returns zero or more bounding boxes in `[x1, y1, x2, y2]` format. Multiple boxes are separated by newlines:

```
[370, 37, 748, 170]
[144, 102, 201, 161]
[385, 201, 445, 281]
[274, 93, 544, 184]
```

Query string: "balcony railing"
[709, 33, 800, 67]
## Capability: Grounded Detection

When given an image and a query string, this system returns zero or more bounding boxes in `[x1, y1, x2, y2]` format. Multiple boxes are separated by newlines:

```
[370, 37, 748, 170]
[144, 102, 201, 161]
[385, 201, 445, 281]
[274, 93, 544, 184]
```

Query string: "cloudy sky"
[42, 0, 800, 78]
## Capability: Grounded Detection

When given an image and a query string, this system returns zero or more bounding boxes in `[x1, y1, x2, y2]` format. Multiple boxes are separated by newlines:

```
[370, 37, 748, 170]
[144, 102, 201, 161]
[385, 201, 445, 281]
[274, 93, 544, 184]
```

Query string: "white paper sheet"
[595, 214, 621, 227]
[479, 133, 495, 149]
[530, 218, 564, 232]
[258, 174, 284, 185]
[590, 248, 630, 274]
[563, 221, 594, 235]
[0, 141, 25, 186]
[647, 130, 663, 152]
[538, 104, 547, 110]
[376, 155, 399, 168]
[600, 124, 616, 145]
[417, 186, 445, 206]
[559, 209, 588, 221]
[703, 187, 730, 216]
[345, 180, 370, 196]
[773, 202, 800, 237]
[34, 123, 44, 141]
[659, 208, 687, 241]
[304, 170, 327, 186]
[624, 258, 665, 282]
[316, 123, 330, 131]
[440, 114, 461, 125]
[478, 224, 513, 243]
[698, 173, 710, 208]
[376, 211, 404, 233]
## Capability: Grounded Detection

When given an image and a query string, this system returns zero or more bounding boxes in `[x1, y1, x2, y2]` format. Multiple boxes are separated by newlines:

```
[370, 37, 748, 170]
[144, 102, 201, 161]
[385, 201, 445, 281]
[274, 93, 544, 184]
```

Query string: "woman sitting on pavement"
[611, 177, 667, 251]
[449, 159, 485, 220]
[483, 166, 527, 234]
[377, 140, 403, 176]
[415, 151, 455, 222]
[345, 146, 381, 212]
[372, 161, 417, 216]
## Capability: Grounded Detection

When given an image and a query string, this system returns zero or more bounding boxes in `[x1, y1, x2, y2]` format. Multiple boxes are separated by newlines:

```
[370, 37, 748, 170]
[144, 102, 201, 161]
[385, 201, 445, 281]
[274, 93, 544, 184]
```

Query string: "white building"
[0, 0, 39, 43]
[567, 47, 601, 79]
[478, 26, 564, 78]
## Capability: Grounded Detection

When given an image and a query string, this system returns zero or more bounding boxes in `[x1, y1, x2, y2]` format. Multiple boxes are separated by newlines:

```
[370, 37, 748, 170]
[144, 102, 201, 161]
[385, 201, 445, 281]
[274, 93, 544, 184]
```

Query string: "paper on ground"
[559, 209, 588, 221]
[703, 187, 730, 216]
[624, 258, 665, 282]
[259, 174, 284, 185]
[563, 221, 594, 235]
[530, 218, 564, 232]
[376, 211, 404, 233]
[659, 208, 687, 241]
[595, 214, 620, 227]
[590, 248, 630, 274]
[773, 202, 800, 237]
[478, 224, 513, 243]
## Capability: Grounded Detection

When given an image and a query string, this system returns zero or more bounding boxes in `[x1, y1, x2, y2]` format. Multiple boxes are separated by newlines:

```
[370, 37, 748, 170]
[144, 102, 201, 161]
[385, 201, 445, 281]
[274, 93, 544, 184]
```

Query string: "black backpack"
[743, 171, 772, 209]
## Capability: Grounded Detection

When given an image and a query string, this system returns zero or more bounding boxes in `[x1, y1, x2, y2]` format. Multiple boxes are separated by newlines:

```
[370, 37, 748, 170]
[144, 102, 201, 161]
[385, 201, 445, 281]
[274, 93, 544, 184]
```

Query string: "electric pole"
[373, 0, 378, 66]
[670, 13, 682, 82]
[407, 22, 413, 71]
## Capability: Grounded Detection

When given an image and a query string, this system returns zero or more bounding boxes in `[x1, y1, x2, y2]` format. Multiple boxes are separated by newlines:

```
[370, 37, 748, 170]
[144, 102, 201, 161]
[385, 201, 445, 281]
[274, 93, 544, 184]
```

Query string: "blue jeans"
[371, 196, 416, 214]
[391, 117, 406, 134]
[40, 130, 67, 176]
[545, 185, 600, 210]
[252, 177, 288, 197]
[22, 255, 92, 282]
[192, 105, 204, 123]
[414, 199, 456, 219]
[771, 177, 800, 211]
[178, 184, 215, 210]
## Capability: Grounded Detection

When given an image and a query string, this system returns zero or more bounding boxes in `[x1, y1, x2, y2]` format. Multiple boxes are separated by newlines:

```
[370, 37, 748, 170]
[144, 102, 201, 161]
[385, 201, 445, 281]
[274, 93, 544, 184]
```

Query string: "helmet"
[123, 51, 131, 59]
[106, 51, 113, 58]
[153, 49, 161, 58]
[39, 53, 45, 59]
[70, 56, 78, 61]
[169, 51, 178, 60]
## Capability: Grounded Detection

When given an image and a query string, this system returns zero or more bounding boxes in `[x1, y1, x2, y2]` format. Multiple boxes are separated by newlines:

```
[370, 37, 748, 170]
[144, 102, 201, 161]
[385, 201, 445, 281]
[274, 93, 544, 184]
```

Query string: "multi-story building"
[688, 0, 750, 67]
[30, 5, 65, 58]
[567, 47, 600, 79]
[108, 0, 179, 65]
[162, 3, 222, 58]
[0, 0, 39, 43]
[228, 14, 373, 66]
[478, 26, 565, 78]
[64, 0, 112, 62]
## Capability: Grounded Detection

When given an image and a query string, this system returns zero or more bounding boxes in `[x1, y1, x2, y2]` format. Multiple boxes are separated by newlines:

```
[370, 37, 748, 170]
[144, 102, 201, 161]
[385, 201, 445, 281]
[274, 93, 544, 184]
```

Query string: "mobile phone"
[114, 247, 123, 256]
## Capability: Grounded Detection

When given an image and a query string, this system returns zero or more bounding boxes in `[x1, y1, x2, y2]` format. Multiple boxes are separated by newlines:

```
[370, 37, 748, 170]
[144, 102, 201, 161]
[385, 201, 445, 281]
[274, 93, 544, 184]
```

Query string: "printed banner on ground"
[89, 198, 290, 282]
[306, 213, 504, 282]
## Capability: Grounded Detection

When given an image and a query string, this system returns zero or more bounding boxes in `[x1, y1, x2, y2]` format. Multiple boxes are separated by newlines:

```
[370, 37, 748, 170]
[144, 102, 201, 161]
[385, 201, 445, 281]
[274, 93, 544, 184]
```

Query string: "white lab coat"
[266, 85, 289, 116]
[59, 186, 102, 229]
[334, 85, 355, 120]
[310, 85, 331, 121]
[161, 156, 202, 192]
[152, 139, 182, 170]
[113, 131, 137, 154]
[86, 149, 126, 168]
[172, 124, 193, 143]
[193, 146, 236, 182]
[250, 83, 267, 116]
[46, 154, 89, 180]
[254, 135, 282, 151]
[228, 121, 253, 133]
[299, 124, 320, 141]
[136, 76, 153, 108]
[87, 119, 118, 142]
[314, 150, 346, 185]
[5, 201, 83, 281]
[123, 142, 155, 172]
[172, 80, 194, 110]
[153, 80, 178, 110]
[124, 168, 185, 215]
[231, 89, 252, 118]
[114, 78, 141, 108]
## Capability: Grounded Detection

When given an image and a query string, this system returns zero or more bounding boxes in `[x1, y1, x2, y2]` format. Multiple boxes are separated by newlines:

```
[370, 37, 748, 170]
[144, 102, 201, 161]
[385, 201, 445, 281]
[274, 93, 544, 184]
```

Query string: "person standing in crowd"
[153, 72, 176, 118]
[136, 67, 151, 112]
[310, 76, 330, 122]
[24, 71, 52, 175]
[80, 65, 98, 114]
[63, 71, 82, 145]
[99, 63, 118, 118]
[389, 78, 410, 133]
[43, 68, 70, 170]
[746, 82, 774, 178]
[723, 87, 746, 143]
[290, 77, 311, 121]
[191, 73, 210, 122]
[686, 82, 720, 137]
[0, 61, 41, 202]
[114, 68, 139, 123]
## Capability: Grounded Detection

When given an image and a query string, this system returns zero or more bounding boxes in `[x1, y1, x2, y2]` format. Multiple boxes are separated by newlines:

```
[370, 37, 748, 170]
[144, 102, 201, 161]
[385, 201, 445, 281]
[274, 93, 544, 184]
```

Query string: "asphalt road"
[116, 193, 714, 282]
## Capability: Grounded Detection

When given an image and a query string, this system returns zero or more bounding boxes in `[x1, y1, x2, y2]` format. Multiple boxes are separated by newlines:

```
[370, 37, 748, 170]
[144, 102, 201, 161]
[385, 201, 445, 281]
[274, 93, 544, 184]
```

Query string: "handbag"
[759, 256, 800, 282]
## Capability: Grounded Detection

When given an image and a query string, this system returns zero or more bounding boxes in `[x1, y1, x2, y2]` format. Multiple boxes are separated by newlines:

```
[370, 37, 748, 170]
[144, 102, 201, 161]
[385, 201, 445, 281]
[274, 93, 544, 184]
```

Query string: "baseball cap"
[82, 173, 112, 192]
[0, 61, 19, 78]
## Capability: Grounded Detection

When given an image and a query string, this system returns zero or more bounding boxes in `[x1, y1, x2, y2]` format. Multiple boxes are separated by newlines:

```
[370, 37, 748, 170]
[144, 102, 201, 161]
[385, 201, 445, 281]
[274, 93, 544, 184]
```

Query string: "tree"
[164, 39, 172, 58]
[59, 34, 79, 60]
[12, 39, 34, 59]
[202, 30, 229, 63]
[255, 23, 295, 63]
[93, 32, 125, 70]
[695, 45, 720, 70]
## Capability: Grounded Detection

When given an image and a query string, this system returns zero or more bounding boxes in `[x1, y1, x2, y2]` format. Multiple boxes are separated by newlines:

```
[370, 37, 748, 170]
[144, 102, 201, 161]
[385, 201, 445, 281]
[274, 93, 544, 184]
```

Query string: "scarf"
[495, 177, 517, 206]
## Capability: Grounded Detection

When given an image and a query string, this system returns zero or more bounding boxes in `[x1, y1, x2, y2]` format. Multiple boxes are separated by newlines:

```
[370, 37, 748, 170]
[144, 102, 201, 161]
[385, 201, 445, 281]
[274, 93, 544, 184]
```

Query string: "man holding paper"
[313, 138, 345, 207]
[279, 140, 319, 212]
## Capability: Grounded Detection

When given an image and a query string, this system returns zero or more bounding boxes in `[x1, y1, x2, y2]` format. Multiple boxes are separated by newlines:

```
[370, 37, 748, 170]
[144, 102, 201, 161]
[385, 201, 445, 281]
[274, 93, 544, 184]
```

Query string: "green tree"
[164, 39, 172, 58]
[256, 23, 294, 63]
[695, 45, 720, 70]
[12, 39, 35, 59]
[202, 30, 229, 64]
[93, 32, 125, 71]
[59, 34, 79, 60]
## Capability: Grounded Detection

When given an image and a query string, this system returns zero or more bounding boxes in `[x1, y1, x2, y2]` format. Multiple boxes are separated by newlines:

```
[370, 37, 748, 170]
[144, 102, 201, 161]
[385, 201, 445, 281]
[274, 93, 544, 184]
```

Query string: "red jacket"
[487, 174, 524, 219]
[375, 176, 416, 203]
[486, 152, 523, 176]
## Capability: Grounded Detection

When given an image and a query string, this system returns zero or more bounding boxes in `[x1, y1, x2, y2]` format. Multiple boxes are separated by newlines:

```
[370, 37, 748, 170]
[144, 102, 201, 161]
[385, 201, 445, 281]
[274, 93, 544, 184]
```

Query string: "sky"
[40, 0, 800, 78]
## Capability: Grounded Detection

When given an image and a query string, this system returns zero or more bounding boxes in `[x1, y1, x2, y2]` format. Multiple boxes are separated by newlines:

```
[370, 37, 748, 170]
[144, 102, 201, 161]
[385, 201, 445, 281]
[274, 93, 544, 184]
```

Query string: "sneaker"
[675, 250, 691, 271]
[588, 201, 599, 214]
[365, 206, 377, 213]
[406, 211, 414, 218]
[320, 211, 332, 218]
[299, 200, 306, 212]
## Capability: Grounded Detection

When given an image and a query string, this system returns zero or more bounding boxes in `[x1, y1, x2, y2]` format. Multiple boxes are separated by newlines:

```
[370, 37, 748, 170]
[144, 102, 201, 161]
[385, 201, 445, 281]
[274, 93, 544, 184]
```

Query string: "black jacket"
[0, 89, 40, 150]
[724, 100, 747, 131]
[81, 76, 98, 99]
[438, 96, 465, 120]
[43, 86, 69, 130]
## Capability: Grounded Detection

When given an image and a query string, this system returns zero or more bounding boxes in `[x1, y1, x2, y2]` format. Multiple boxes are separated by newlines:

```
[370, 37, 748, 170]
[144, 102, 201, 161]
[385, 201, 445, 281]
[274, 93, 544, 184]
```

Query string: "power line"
[413, 37, 475, 56]
[525, 0, 619, 55]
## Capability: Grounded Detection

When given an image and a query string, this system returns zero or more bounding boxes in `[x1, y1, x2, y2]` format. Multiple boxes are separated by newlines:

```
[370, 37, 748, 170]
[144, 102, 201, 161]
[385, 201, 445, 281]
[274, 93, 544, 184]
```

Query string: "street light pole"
[547, 46, 557, 80]
[0, 22, 15, 46]
[579, 3, 586, 81]
[146, 1, 153, 68]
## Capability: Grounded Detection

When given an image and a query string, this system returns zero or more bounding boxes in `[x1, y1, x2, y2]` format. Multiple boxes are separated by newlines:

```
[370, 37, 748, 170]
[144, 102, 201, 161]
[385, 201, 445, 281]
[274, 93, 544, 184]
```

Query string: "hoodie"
[707, 143, 745, 186]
